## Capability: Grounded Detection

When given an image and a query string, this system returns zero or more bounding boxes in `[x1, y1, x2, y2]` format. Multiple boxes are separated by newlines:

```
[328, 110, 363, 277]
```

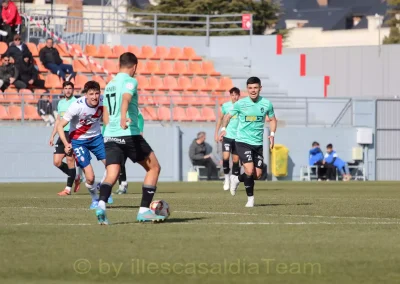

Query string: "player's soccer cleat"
[115, 184, 127, 194]
[107, 194, 113, 204]
[223, 176, 230, 191]
[96, 209, 109, 225]
[136, 209, 166, 223]
[90, 201, 99, 210]
[245, 197, 255, 207]
[57, 189, 71, 196]
[74, 175, 81, 192]
[229, 175, 240, 196]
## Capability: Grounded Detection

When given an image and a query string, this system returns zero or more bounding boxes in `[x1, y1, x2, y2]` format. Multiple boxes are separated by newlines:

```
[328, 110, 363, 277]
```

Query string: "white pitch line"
[1, 206, 400, 222]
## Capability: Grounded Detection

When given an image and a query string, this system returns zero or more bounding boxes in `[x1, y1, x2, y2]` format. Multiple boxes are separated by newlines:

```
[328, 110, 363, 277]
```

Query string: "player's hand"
[204, 154, 211, 159]
[214, 134, 219, 143]
[64, 144, 72, 155]
[49, 136, 54, 147]
[218, 130, 226, 142]
[268, 135, 275, 149]
[120, 117, 131, 130]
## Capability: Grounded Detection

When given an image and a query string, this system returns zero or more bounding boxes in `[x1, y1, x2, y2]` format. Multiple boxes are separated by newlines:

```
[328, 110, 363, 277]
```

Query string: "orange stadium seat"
[97, 45, 117, 58]
[72, 74, 88, 89]
[157, 61, 177, 76]
[201, 107, 216, 121]
[146, 61, 159, 74]
[55, 44, 71, 57]
[177, 76, 191, 91]
[89, 62, 105, 73]
[166, 47, 182, 60]
[8, 105, 21, 120]
[0, 42, 7, 55]
[151, 46, 169, 60]
[33, 59, 47, 73]
[142, 107, 158, 121]
[20, 89, 36, 104]
[157, 106, 171, 120]
[85, 44, 97, 57]
[181, 92, 200, 106]
[73, 59, 91, 73]
[173, 61, 190, 76]
[202, 61, 221, 76]
[24, 104, 41, 120]
[0, 105, 10, 120]
[45, 74, 63, 89]
[188, 76, 207, 92]
[141, 46, 155, 59]
[219, 77, 234, 90]
[186, 106, 204, 121]
[153, 91, 171, 105]
[172, 106, 187, 121]
[136, 76, 149, 90]
[92, 75, 107, 88]
[113, 45, 126, 57]
[171, 95, 185, 106]
[179, 47, 202, 61]
[205, 77, 220, 92]
[153, 76, 170, 91]
[71, 44, 83, 56]
[104, 60, 118, 74]
[188, 62, 206, 76]
[26, 42, 39, 57]
[196, 91, 215, 105]
[37, 43, 45, 52]
[128, 46, 144, 59]
[144, 76, 160, 91]
[163, 76, 182, 91]
[136, 62, 150, 75]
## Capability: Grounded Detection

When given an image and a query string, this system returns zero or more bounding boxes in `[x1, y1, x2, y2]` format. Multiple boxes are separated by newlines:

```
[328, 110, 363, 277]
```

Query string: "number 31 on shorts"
[74, 147, 85, 157]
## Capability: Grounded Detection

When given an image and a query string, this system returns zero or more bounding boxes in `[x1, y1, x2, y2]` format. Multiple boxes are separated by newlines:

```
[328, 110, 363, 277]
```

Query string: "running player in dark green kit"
[96, 52, 164, 225]
[219, 77, 277, 207]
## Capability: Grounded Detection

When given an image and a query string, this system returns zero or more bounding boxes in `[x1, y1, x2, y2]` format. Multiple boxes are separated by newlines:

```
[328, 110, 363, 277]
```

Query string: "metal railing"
[0, 94, 354, 127]
[25, 9, 253, 46]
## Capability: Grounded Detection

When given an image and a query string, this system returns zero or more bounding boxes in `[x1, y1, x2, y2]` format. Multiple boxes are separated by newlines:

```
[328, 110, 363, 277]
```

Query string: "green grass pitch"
[1, 181, 400, 284]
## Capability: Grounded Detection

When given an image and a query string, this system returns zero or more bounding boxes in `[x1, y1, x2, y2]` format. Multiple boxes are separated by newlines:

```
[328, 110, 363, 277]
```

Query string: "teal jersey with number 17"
[103, 73, 140, 137]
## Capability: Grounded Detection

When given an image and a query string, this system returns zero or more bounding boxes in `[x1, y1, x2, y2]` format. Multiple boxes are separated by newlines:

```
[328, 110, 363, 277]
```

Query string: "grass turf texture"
[1, 181, 400, 284]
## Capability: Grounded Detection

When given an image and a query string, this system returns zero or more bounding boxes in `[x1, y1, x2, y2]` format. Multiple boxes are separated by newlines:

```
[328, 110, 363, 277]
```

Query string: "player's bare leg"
[222, 151, 231, 191]
[136, 152, 165, 222]
[96, 164, 120, 225]
[54, 154, 76, 196]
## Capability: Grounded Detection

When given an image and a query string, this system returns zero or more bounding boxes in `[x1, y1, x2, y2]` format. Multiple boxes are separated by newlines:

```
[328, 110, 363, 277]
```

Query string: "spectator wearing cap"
[6, 34, 32, 64]
[39, 38, 76, 82]
[0, 54, 26, 91]
[1, 0, 21, 44]
[17, 53, 47, 91]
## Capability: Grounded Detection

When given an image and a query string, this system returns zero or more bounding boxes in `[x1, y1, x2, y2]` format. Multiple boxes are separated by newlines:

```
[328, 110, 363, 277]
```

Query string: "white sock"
[224, 174, 230, 180]
[98, 200, 106, 211]
[65, 186, 72, 192]
[247, 196, 254, 202]
[139, 207, 149, 213]
[101, 170, 107, 184]
[86, 182, 98, 202]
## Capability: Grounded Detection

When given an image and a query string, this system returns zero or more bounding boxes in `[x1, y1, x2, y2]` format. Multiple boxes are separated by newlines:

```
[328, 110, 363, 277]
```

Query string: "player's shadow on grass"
[108, 205, 139, 209]
[255, 202, 313, 207]
[111, 217, 207, 226]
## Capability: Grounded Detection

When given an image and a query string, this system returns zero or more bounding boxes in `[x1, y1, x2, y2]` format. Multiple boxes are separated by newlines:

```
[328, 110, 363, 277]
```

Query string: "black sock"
[223, 159, 230, 174]
[119, 165, 127, 185]
[140, 185, 157, 208]
[99, 182, 113, 203]
[66, 167, 76, 187]
[57, 162, 70, 176]
[238, 173, 246, 182]
[243, 174, 255, 197]
[232, 162, 240, 176]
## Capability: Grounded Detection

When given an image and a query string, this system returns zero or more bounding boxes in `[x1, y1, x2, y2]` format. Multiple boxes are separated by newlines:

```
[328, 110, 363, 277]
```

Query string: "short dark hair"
[2, 54, 9, 59]
[82, 81, 100, 94]
[327, 144, 333, 148]
[312, 141, 319, 147]
[246, 76, 261, 86]
[63, 81, 74, 89]
[229, 87, 240, 95]
[120, 52, 138, 68]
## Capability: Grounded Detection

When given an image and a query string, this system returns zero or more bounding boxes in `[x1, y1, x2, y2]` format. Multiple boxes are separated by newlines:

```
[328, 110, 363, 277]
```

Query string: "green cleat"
[96, 209, 109, 225]
[136, 209, 166, 223]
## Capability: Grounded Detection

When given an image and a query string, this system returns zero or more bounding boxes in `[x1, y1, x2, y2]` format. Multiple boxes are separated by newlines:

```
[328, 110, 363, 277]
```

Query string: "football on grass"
[150, 200, 170, 218]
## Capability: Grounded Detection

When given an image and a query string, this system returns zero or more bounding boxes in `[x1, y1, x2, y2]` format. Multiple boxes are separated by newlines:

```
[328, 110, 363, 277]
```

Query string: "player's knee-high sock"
[232, 162, 240, 176]
[223, 159, 230, 175]
[85, 182, 98, 202]
[119, 165, 127, 185]
[57, 162, 70, 176]
[98, 182, 112, 210]
[238, 173, 246, 183]
[243, 174, 254, 197]
[66, 167, 76, 189]
[139, 185, 157, 213]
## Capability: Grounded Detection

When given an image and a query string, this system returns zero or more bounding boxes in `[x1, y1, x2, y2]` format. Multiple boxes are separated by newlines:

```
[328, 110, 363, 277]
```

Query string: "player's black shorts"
[54, 131, 72, 156]
[104, 135, 153, 166]
[236, 142, 264, 169]
[222, 137, 237, 155]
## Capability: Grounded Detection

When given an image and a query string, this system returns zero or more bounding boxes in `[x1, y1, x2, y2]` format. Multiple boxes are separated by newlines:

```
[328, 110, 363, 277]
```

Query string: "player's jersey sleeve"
[138, 111, 144, 132]
[266, 101, 275, 118]
[229, 101, 240, 117]
[121, 79, 138, 97]
[63, 102, 80, 122]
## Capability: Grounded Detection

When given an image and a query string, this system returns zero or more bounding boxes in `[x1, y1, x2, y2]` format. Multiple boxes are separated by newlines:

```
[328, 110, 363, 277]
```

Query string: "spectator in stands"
[0, 54, 25, 91]
[37, 93, 55, 127]
[39, 38, 76, 81]
[17, 54, 47, 91]
[324, 144, 352, 181]
[309, 141, 325, 181]
[0, 6, 8, 40]
[6, 34, 32, 63]
[1, 0, 21, 44]
[189, 131, 219, 180]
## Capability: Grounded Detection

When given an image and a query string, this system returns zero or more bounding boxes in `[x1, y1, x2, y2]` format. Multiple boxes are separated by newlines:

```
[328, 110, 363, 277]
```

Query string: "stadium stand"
[0, 42, 238, 122]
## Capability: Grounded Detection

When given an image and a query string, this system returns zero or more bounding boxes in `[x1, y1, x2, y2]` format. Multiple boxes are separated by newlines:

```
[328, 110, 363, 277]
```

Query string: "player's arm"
[266, 103, 277, 149]
[49, 114, 59, 146]
[214, 106, 224, 142]
[138, 111, 144, 136]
